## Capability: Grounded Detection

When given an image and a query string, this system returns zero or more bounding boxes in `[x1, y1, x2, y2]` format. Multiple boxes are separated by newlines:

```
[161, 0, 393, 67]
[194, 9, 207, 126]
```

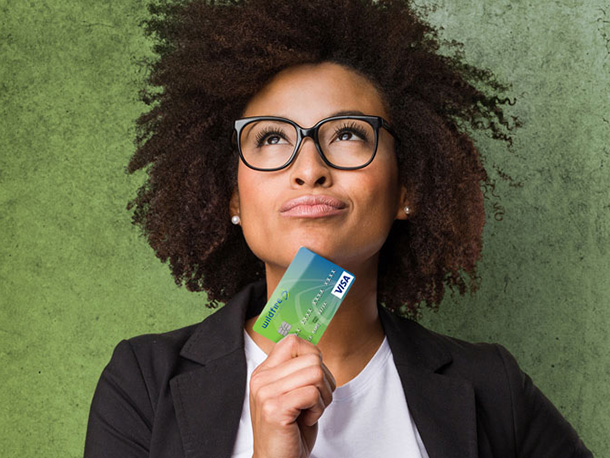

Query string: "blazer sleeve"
[84, 340, 154, 458]
[494, 345, 593, 458]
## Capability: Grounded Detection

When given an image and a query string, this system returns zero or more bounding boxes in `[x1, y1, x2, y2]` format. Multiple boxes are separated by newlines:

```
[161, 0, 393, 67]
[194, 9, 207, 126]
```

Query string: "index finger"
[261, 334, 322, 369]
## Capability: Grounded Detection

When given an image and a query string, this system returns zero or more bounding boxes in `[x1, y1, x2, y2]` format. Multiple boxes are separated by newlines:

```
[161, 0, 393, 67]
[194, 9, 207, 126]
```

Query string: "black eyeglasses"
[232, 115, 399, 171]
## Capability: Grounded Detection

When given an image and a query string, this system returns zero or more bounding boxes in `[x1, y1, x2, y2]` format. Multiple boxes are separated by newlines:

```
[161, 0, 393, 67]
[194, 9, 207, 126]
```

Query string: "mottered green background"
[1, 0, 608, 456]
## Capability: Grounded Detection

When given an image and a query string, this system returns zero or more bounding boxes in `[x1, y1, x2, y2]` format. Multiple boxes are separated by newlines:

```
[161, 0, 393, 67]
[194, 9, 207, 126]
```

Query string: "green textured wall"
[1, 0, 608, 456]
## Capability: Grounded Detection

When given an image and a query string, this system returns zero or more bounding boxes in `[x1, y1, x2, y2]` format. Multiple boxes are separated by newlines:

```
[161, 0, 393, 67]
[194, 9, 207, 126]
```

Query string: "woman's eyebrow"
[268, 110, 367, 119]
[329, 110, 367, 117]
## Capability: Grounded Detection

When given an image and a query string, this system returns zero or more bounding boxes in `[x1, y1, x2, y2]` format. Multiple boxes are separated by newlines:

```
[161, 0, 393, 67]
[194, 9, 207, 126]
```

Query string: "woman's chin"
[286, 235, 344, 261]
[254, 237, 344, 269]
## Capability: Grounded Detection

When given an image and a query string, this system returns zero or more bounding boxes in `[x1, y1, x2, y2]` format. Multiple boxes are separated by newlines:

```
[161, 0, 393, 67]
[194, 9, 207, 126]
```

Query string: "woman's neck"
[245, 254, 385, 386]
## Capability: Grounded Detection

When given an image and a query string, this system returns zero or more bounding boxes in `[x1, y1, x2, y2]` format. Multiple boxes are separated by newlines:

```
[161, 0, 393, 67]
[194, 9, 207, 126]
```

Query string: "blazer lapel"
[170, 282, 266, 458]
[380, 307, 479, 458]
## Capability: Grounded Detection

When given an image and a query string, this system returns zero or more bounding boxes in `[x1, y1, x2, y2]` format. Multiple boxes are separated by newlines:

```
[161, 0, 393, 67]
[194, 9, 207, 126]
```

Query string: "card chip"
[277, 321, 292, 337]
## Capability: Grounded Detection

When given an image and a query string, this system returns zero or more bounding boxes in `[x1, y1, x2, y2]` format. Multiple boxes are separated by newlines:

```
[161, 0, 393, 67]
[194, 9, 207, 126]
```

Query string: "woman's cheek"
[239, 189, 282, 260]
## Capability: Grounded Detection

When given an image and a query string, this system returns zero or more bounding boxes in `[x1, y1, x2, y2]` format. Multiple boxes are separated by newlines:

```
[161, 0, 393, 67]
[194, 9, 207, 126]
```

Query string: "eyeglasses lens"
[240, 118, 376, 170]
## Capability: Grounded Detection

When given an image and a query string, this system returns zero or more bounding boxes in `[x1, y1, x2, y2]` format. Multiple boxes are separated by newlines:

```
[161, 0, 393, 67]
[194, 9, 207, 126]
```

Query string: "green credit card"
[253, 247, 355, 345]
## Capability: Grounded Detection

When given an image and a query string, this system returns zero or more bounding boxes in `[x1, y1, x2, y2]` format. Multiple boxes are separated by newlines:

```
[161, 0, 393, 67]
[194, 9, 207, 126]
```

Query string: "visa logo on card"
[331, 272, 354, 299]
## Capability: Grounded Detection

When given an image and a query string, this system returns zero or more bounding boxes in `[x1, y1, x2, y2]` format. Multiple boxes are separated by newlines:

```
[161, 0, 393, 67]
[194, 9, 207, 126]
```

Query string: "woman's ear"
[395, 185, 412, 220]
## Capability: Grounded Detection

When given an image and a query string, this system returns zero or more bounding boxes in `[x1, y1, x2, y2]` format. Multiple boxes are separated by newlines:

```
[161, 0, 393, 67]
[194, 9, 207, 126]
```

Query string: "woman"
[85, 0, 592, 456]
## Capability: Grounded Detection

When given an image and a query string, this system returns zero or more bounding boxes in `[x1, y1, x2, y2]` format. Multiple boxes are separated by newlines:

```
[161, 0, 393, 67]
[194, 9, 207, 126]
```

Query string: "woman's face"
[231, 62, 407, 273]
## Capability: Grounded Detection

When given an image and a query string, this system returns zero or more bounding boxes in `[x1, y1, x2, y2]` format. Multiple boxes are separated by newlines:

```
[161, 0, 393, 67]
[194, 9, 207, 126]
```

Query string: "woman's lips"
[280, 195, 347, 218]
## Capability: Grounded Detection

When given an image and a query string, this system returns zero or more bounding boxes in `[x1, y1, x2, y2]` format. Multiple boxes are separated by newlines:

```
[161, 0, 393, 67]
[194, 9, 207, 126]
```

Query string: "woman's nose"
[289, 138, 332, 187]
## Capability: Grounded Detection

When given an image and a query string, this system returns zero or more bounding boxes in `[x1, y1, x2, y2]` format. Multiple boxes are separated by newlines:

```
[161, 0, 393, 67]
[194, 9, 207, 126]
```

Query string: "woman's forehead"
[242, 62, 389, 124]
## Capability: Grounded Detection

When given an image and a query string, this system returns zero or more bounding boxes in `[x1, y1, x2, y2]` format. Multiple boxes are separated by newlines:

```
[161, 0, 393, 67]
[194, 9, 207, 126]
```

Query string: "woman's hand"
[249, 334, 336, 458]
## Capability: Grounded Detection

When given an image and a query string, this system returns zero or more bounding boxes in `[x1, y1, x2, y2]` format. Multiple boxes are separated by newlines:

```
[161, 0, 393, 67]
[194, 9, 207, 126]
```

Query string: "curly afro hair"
[128, 0, 514, 317]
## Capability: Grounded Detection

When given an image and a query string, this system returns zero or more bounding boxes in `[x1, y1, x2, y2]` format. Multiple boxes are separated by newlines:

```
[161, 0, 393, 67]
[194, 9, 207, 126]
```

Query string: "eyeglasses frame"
[232, 114, 400, 172]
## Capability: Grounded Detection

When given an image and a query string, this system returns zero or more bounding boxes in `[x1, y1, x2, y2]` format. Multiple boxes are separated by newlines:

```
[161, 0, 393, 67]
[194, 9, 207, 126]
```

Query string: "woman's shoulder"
[380, 307, 526, 389]
[417, 321, 518, 374]
[100, 322, 204, 396]
[382, 309, 592, 456]
[102, 281, 263, 388]
[118, 321, 201, 365]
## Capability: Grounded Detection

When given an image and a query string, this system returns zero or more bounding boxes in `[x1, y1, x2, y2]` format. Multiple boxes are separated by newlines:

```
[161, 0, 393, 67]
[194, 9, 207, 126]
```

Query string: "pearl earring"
[231, 215, 241, 225]
[404, 206, 411, 216]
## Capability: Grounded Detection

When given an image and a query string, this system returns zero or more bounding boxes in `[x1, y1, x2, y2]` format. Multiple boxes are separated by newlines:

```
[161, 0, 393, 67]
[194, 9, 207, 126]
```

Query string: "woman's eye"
[265, 134, 282, 145]
[335, 128, 367, 142]
[255, 130, 288, 147]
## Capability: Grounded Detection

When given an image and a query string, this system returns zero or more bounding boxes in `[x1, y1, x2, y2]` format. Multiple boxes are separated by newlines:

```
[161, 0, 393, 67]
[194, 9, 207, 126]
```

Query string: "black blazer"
[85, 281, 592, 457]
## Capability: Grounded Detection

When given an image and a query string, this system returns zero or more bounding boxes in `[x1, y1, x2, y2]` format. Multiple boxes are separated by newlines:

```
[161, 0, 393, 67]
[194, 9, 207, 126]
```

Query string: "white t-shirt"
[231, 331, 430, 458]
